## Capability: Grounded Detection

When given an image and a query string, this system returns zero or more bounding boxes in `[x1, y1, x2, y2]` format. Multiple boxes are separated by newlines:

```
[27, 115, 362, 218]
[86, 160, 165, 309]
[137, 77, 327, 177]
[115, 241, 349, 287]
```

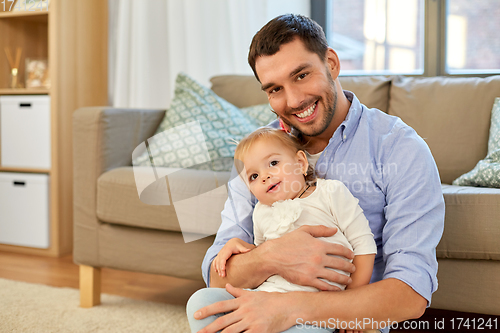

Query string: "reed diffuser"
[4, 47, 23, 89]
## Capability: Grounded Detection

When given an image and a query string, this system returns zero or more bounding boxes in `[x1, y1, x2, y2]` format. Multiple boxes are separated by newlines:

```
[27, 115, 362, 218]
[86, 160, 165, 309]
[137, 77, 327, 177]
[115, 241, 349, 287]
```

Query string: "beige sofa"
[73, 75, 500, 315]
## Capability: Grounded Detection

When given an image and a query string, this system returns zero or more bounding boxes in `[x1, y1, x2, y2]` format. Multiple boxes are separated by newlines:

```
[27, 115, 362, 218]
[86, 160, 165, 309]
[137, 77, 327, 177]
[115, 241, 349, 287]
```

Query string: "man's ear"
[296, 150, 309, 175]
[325, 47, 341, 80]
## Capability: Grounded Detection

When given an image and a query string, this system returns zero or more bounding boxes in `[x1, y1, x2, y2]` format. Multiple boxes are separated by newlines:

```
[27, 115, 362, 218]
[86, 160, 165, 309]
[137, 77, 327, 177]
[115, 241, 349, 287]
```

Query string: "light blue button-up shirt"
[202, 91, 445, 307]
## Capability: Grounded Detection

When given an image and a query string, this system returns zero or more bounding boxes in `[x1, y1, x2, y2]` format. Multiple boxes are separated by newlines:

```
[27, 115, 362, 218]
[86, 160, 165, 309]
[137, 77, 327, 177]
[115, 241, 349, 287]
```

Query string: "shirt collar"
[338, 90, 363, 142]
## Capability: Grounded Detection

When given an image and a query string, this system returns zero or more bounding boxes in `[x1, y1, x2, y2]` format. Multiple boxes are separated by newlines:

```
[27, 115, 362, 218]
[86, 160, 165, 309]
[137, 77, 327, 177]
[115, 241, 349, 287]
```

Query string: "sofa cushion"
[210, 75, 269, 108]
[97, 167, 230, 238]
[98, 222, 215, 280]
[432, 258, 500, 315]
[339, 76, 392, 112]
[437, 184, 500, 260]
[210, 75, 392, 113]
[389, 75, 500, 184]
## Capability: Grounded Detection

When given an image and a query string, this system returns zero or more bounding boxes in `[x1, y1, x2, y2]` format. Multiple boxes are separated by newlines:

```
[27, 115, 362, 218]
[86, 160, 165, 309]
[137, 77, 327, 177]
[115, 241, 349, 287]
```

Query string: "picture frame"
[25, 58, 50, 89]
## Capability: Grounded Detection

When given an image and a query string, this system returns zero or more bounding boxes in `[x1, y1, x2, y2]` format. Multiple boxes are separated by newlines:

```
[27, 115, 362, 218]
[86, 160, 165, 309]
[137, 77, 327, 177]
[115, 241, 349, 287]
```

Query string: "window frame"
[312, 0, 499, 77]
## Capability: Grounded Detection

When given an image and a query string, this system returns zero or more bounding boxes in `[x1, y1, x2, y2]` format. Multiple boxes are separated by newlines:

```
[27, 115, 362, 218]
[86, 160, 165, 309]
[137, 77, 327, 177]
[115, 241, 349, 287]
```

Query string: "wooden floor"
[0, 250, 205, 306]
[0, 250, 498, 332]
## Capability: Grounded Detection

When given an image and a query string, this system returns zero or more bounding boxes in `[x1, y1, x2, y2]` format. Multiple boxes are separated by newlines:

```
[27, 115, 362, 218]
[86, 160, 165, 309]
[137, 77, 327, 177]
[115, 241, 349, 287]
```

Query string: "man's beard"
[281, 70, 337, 138]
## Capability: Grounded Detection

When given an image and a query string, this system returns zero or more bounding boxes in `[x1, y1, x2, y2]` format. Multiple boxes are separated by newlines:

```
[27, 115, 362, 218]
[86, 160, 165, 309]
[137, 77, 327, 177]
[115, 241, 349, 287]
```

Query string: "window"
[312, 0, 500, 76]
[328, 0, 424, 75]
[446, 0, 500, 74]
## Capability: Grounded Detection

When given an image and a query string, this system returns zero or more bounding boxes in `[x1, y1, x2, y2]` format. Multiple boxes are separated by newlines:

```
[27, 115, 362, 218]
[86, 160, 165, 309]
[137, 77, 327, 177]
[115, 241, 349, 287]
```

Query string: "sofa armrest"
[73, 107, 165, 266]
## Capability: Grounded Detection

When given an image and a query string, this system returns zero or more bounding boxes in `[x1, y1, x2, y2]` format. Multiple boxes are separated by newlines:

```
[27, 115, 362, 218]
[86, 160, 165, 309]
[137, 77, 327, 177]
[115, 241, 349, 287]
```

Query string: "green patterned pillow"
[453, 97, 500, 188]
[240, 103, 277, 127]
[132, 73, 275, 171]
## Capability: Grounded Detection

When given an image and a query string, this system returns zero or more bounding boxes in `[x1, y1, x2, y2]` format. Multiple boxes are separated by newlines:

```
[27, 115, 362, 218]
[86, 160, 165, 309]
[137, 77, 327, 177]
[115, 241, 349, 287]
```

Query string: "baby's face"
[241, 139, 307, 206]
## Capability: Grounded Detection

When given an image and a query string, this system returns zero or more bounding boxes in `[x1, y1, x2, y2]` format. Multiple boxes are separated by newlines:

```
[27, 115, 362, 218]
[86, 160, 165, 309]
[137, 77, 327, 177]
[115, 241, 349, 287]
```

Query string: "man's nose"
[286, 85, 306, 110]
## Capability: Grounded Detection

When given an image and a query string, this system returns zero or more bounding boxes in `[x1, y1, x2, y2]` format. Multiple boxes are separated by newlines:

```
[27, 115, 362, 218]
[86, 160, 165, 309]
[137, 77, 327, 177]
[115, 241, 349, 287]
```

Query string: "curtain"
[109, 0, 310, 108]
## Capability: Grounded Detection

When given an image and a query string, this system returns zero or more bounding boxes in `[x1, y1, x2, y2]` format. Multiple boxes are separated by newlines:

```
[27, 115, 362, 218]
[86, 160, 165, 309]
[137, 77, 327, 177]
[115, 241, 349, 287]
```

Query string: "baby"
[213, 127, 377, 293]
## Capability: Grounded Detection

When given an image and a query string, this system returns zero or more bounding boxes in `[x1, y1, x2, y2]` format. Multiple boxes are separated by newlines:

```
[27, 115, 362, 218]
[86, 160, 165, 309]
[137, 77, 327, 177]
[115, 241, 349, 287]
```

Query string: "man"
[188, 14, 444, 333]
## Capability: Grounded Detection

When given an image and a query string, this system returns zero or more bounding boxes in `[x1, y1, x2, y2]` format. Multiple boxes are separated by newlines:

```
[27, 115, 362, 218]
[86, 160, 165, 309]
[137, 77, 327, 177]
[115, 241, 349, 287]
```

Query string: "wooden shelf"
[0, 166, 50, 174]
[0, 9, 48, 91]
[0, 88, 49, 95]
[0, 0, 108, 257]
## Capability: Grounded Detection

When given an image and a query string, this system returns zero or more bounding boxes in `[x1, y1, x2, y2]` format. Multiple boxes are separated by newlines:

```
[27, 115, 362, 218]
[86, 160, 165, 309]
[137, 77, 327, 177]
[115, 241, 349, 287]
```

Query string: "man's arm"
[210, 225, 356, 289]
[295, 124, 443, 325]
[290, 279, 427, 328]
[196, 279, 426, 332]
[380, 124, 445, 306]
[292, 278, 426, 328]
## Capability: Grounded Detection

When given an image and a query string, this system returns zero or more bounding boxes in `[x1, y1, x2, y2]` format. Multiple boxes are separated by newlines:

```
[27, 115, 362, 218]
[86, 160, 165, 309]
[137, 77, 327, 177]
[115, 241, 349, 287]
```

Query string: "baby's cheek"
[281, 163, 296, 176]
[269, 167, 281, 178]
[250, 186, 265, 202]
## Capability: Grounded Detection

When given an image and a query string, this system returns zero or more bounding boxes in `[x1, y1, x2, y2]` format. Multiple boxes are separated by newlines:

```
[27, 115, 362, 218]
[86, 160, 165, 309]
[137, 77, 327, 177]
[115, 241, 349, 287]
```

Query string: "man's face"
[255, 38, 338, 138]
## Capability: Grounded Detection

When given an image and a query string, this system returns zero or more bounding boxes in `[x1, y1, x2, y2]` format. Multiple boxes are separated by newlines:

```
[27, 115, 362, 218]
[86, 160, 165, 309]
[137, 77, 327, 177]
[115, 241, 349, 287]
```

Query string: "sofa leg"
[79, 265, 101, 308]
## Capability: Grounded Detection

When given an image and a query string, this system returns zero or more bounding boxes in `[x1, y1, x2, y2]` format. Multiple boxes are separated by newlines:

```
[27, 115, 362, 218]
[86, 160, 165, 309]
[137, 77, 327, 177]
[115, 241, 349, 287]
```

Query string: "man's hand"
[194, 284, 294, 333]
[262, 225, 355, 290]
[210, 225, 355, 290]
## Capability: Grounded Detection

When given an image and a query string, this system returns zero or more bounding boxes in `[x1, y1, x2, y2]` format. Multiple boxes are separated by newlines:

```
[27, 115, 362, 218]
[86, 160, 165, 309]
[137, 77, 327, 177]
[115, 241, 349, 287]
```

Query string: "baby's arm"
[346, 254, 375, 290]
[213, 238, 256, 278]
[344, 255, 377, 333]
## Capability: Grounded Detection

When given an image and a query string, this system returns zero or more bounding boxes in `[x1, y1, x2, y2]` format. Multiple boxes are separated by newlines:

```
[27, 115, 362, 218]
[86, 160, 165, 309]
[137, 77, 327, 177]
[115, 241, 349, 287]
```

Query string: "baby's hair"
[234, 127, 316, 183]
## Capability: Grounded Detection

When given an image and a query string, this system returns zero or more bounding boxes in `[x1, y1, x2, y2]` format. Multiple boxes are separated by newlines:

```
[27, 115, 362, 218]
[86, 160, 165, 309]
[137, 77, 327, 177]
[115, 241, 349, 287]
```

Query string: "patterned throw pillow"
[240, 103, 277, 127]
[453, 97, 500, 187]
[132, 73, 275, 171]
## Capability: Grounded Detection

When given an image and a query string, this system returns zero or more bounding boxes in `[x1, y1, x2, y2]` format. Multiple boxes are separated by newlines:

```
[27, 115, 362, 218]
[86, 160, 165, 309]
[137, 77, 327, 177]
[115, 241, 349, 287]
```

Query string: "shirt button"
[343, 134, 347, 140]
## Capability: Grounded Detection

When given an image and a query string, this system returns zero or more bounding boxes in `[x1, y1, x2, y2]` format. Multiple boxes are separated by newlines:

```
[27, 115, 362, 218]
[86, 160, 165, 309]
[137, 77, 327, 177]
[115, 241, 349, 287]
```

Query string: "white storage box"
[0, 172, 50, 248]
[0, 95, 51, 169]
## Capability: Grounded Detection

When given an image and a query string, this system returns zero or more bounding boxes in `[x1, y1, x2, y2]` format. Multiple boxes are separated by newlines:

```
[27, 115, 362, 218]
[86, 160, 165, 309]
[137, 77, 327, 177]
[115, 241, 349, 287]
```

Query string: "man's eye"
[249, 174, 258, 181]
[297, 73, 307, 80]
[270, 87, 281, 94]
[270, 160, 279, 167]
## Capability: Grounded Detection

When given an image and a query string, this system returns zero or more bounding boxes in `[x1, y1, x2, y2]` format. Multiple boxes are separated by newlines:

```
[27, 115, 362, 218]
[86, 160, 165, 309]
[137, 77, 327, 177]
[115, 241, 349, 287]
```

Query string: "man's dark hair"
[248, 14, 328, 82]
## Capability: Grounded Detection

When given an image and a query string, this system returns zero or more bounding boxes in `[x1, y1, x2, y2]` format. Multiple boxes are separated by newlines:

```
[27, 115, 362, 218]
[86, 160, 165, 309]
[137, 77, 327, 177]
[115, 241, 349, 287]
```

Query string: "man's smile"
[293, 100, 318, 122]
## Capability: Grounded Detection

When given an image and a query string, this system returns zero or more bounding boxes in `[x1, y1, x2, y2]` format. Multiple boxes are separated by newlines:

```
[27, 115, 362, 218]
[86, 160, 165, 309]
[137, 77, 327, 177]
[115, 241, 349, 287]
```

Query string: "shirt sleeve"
[326, 180, 377, 256]
[201, 165, 256, 287]
[381, 122, 445, 307]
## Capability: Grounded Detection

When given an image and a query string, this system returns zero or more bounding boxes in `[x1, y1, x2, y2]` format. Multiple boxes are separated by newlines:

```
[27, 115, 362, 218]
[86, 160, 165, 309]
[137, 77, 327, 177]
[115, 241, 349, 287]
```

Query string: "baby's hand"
[213, 238, 255, 277]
